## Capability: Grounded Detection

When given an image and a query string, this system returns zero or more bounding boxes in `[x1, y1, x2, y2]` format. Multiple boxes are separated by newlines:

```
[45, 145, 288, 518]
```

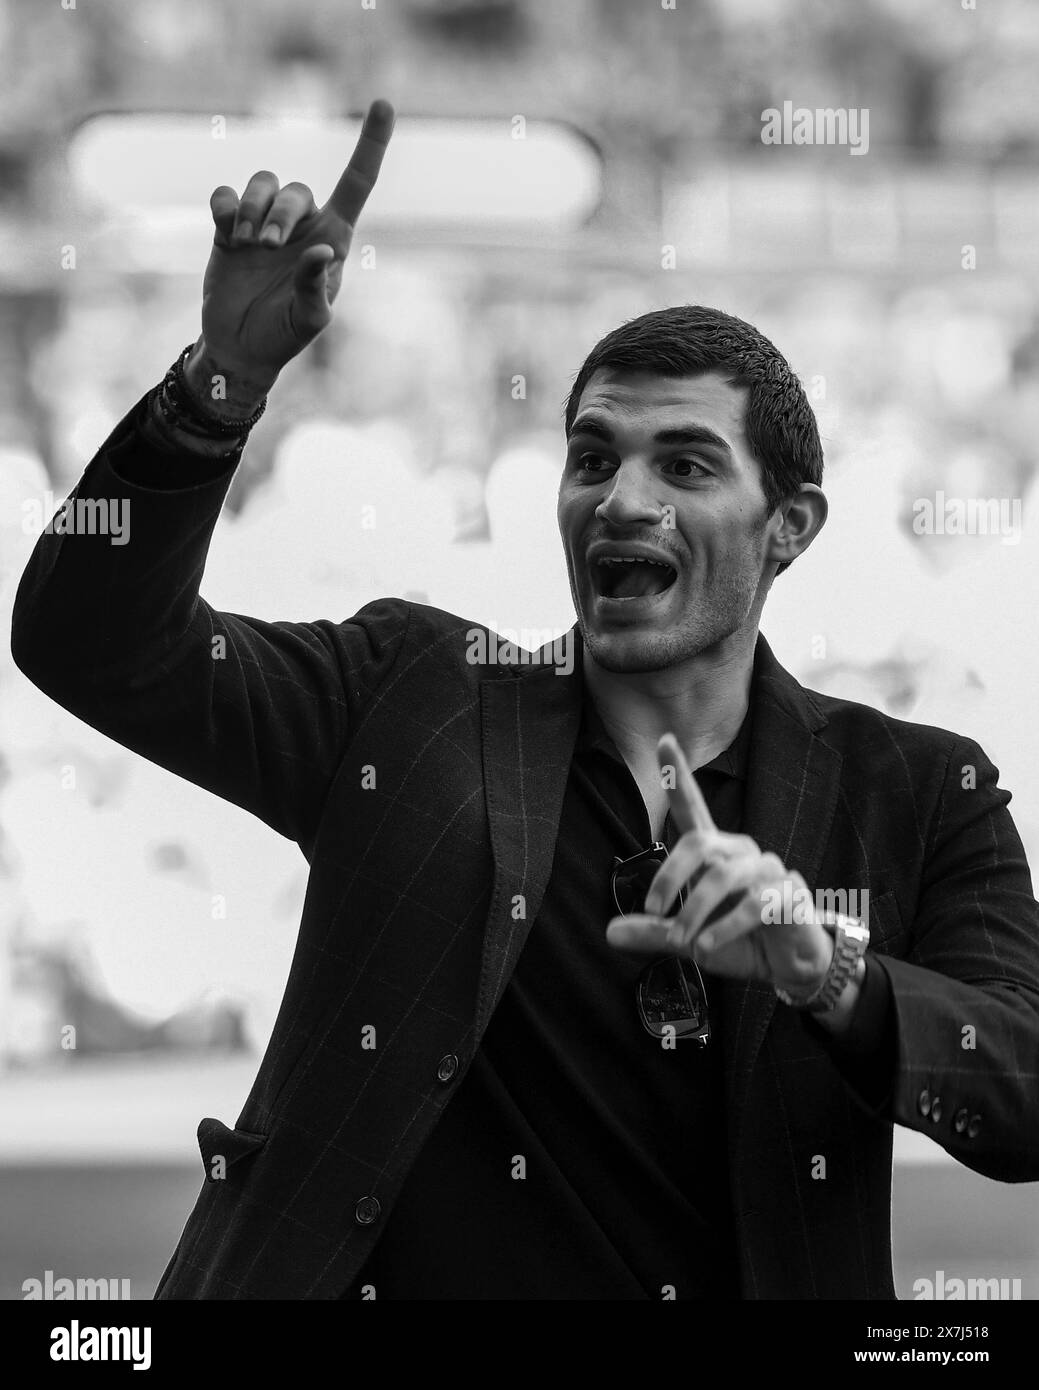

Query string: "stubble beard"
[579, 562, 763, 675]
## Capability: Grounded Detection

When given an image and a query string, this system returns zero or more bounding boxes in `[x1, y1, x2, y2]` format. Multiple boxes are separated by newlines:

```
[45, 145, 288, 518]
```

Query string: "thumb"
[291, 244, 336, 328]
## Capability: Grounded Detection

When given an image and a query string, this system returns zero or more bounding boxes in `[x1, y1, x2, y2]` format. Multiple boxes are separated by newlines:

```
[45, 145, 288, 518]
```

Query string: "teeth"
[598, 557, 671, 567]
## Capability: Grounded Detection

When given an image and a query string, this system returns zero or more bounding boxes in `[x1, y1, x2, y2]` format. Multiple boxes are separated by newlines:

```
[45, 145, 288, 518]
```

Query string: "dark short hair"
[563, 305, 823, 575]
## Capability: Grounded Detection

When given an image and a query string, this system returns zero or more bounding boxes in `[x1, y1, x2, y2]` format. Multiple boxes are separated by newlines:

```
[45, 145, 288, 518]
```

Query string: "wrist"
[775, 912, 871, 1014]
[183, 339, 277, 421]
[807, 954, 866, 1036]
[141, 386, 245, 462]
[772, 918, 832, 1000]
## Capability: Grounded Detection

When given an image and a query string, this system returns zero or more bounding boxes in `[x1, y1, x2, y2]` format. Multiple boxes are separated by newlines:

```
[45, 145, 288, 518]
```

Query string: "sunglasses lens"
[612, 846, 710, 1045]
[612, 858, 659, 915]
[638, 957, 708, 1039]
[613, 855, 686, 918]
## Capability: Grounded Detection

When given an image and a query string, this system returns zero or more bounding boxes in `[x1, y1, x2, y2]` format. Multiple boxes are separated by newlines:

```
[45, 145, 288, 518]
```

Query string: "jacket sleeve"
[800, 952, 897, 1112]
[841, 735, 1039, 1182]
[9, 389, 411, 857]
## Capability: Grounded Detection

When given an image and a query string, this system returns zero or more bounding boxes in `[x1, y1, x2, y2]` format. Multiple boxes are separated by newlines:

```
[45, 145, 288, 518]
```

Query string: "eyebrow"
[568, 415, 733, 457]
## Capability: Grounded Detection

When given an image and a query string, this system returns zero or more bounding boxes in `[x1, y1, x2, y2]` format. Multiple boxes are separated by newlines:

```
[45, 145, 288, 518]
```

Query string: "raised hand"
[605, 732, 834, 994]
[191, 99, 395, 405]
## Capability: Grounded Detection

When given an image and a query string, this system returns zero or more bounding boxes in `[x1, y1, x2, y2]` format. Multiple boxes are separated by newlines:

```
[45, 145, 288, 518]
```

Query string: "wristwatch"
[774, 912, 870, 1013]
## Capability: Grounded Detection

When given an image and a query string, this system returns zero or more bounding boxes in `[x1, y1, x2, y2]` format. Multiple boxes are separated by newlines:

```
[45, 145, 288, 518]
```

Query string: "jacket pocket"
[197, 1117, 267, 1183]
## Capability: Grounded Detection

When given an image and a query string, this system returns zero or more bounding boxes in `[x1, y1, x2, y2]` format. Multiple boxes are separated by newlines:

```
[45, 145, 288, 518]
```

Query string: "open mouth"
[592, 556, 679, 601]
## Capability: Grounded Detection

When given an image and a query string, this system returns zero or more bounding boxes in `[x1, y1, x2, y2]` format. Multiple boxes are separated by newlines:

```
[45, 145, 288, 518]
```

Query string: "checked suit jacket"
[11, 392, 1039, 1300]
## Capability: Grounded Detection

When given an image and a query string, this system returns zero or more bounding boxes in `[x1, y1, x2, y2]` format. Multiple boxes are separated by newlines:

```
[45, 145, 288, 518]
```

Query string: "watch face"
[817, 911, 869, 944]
[835, 913, 870, 946]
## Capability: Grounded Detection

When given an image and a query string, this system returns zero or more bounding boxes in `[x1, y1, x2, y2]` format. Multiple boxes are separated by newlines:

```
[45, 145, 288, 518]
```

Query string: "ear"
[767, 483, 827, 569]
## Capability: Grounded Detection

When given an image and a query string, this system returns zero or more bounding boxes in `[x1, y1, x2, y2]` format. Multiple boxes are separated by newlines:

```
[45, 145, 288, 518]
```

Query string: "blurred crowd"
[2, 0, 1039, 1069]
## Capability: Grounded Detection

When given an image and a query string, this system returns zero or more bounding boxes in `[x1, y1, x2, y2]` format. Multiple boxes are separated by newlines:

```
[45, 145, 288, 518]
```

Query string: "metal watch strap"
[774, 912, 870, 1013]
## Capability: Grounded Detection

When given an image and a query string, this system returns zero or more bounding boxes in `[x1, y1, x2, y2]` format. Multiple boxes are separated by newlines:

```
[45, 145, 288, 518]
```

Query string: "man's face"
[557, 369, 777, 674]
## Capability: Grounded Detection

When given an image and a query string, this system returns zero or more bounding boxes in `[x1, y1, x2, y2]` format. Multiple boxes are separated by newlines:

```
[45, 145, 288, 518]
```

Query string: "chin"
[580, 624, 691, 674]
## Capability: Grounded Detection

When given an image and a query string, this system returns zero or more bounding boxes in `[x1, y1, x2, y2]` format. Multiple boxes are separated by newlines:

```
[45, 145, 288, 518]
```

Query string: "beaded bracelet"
[149, 382, 247, 462]
[162, 343, 269, 438]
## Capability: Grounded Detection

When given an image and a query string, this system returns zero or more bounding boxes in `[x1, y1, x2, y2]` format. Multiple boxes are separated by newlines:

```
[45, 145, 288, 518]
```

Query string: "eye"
[576, 451, 613, 474]
[666, 457, 709, 478]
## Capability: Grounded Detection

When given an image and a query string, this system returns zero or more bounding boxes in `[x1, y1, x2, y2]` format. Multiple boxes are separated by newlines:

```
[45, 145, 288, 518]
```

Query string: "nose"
[594, 462, 665, 527]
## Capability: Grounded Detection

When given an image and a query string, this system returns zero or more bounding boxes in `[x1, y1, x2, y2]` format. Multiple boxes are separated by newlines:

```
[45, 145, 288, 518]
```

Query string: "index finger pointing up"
[657, 732, 717, 837]
[325, 98, 396, 226]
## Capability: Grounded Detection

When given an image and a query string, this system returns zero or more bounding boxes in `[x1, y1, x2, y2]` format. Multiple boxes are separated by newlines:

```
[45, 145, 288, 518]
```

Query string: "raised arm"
[11, 101, 404, 855]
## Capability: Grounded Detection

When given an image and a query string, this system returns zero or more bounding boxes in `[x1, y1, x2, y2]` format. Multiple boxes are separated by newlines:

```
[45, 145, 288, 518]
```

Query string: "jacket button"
[930, 1096, 942, 1123]
[917, 1088, 931, 1117]
[354, 1196, 381, 1226]
[436, 1053, 459, 1083]
[967, 1114, 982, 1139]
[953, 1108, 969, 1134]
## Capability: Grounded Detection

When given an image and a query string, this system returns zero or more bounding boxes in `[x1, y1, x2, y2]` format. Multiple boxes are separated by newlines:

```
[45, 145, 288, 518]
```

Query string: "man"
[12, 100, 1039, 1300]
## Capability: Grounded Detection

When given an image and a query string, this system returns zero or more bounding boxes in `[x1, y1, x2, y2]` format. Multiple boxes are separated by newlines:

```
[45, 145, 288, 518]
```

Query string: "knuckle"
[238, 172, 279, 205]
[347, 163, 376, 191]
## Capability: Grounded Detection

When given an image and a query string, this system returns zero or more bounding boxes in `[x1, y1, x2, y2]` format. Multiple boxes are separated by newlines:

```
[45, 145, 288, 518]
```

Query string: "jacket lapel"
[719, 632, 843, 1152]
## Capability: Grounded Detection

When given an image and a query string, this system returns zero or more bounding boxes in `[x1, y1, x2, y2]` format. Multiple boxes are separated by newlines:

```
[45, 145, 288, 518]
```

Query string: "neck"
[582, 627, 756, 772]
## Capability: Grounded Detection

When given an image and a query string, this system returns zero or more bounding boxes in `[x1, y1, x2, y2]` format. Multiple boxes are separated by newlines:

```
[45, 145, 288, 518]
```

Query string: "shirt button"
[967, 1114, 983, 1139]
[436, 1053, 459, 1083]
[930, 1097, 942, 1123]
[354, 1196, 381, 1226]
[917, 1088, 931, 1118]
[953, 1107, 969, 1134]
